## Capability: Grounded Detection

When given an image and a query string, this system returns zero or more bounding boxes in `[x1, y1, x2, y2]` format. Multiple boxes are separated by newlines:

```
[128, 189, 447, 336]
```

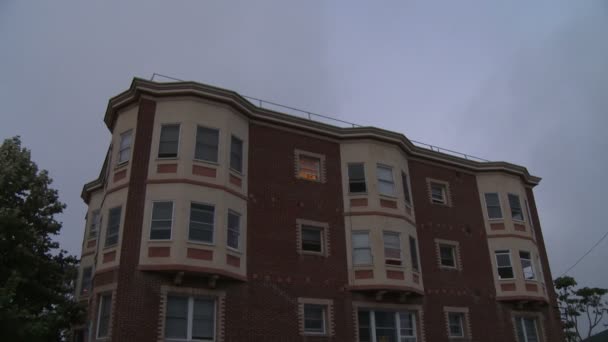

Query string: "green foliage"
[0, 136, 84, 341]
[555, 275, 608, 342]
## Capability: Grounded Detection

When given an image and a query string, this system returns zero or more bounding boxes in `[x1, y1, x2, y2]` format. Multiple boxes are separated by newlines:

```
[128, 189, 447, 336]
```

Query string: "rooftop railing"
[150, 73, 490, 162]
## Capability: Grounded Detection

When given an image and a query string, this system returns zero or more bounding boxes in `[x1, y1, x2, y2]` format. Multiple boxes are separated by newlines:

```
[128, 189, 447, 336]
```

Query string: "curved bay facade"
[74, 79, 564, 342]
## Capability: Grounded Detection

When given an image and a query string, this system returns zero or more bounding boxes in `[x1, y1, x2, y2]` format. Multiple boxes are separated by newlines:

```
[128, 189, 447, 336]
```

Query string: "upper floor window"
[80, 267, 92, 295]
[189, 203, 214, 243]
[150, 201, 173, 240]
[508, 194, 524, 221]
[104, 206, 122, 247]
[301, 225, 323, 254]
[165, 295, 215, 341]
[439, 244, 456, 268]
[227, 210, 241, 250]
[88, 209, 100, 239]
[303, 304, 327, 335]
[159, 124, 180, 158]
[484, 193, 503, 219]
[495, 250, 514, 279]
[401, 172, 412, 206]
[447, 312, 465, 338]
[194, 126, 219, 163]
[230, 136, 243, 173]
[377, 165, 395, 196]
[118, 130, 132, 164]
[383, 232, 402, 266]
[96, 293, 112, 339]
[358, 310, 417, 342]
[409, 236, 419, 271]
[514, 316, 540, 342]
[352, 231, 372, 266]
[299, 155, 321, 181]
[348, 163, 367, 193]
[519, 251, 535, 280]
[430, 182, 447, 204]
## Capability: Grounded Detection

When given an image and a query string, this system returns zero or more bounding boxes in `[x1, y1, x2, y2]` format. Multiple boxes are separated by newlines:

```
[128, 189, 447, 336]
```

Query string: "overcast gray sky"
[1, 0, 606, 307]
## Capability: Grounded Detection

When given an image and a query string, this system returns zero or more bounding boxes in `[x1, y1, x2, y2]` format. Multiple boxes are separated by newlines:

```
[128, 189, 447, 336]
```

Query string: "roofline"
[83, 77, 541, 200]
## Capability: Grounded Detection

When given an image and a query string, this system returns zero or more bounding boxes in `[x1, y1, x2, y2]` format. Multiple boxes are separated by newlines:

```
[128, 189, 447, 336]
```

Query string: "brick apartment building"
[74, 78, 564, 342]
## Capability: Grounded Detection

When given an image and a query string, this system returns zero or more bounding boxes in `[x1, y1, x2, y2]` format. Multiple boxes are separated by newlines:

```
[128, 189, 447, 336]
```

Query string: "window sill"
[439, 265, 459, 271]
[302, 332, 328, 337]
[187, 240, 215, 247]
[227, 247, 242, 255]
[193, 158, 219, 167]
[147, 239, 173, 243]
[512, 219, 526, 224]
[156, 157, 179, 161]
[296, 175, 322, 183]
[378, 193, 398, 199]
[498, 278, 516, 281]
[114, 161, 129, 170]
[488, 218, 504, 222]
[103, 245, 118, 251]
[348, 192, 368, 196]
[300, 250, 327, 257]
[229, 167, 244, 176]
[385, 264, 405, 269]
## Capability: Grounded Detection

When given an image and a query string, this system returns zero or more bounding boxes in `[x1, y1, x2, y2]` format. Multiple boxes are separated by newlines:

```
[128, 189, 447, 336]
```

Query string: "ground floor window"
[514, 316, 539, 342]
[358, 309, 417, 342]
[165, 295, 215, 341]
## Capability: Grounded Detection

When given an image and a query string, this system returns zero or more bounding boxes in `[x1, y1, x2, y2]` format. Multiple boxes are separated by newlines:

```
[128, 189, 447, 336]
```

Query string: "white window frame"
[515, 316, 540, 342]
[230, 135, 243, 173]
[348, 163, 367, 194]
[430, 182, 447, 204]
[352, 231, 373, 266]
[89, 209, 100, 239]
[495, 250, 515, 280]
[165, 296, 216, 342]
[508, 193, 525, 222]
[300, 225, 325, 255]
[519, 251, 536, 280]
[118, 129, 133, 164]
[303, 304, 327, 335]
[187, 202, 215, 244]
[298, 154, 321, 181]
[439, 244, 457, 269]
[150, 201, 174, 241]
[194, 125, 220, 163]
[484, 192, 503, 220]
[226, 210, 241, 251]
[447, 312, 465, 338]
[158, 123, 181, 159]
[104, 206, 122, 247]
[358, 309, 418, 342]
[376, 164, 396, 196]
[401, 172, 412, 206]
[96, 293, 112, 339]
[409, 236, 420, 272]
[383, 231, 402, 266]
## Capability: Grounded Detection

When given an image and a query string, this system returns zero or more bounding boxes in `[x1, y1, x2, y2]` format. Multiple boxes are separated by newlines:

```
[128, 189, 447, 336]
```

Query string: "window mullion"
[188, 297, 194, 341]
[370, 310, 377, 342]
[396, 312, 402, 341]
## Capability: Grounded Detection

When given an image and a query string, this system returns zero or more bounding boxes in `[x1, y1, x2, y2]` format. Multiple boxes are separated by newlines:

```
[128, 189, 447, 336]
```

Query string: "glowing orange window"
[298, 155, 321, 181]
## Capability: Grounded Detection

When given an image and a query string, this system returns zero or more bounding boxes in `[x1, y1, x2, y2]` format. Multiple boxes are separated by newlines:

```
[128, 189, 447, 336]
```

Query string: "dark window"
[230, 136, 243, 172]
[158, 124, 180, 158]
[89, 210, 100, 238]
[508, 194, 524, 221]
[80, 267, 92, 295]
[484, 193, 503, 219]
[227, 211, 240, 249]
[303, 304, 326, 334]
[495, 250, 514, 279]
[448, 312, 464, 337]
[118, 130, 132, 163]
[150, 201, 173, 240]
[430, 182, 447, 204]
[104, 206, 122, 247]
[402, 172, 412, 205]
[96, 294, 112, 338]
[348, 163, 366, 193]
[515, 316, 539, 342]
[165, 296, 215, 340]
[358, 311, 371, 342]
[409, 236, 419, 271]
[520, 251, 535, 280]
[165, 296, 188, 339]
[195, 126, 219, 162]
[301, 226, 323, 253]
[439, 245, 456, 268]
[189, 203, 214, 243]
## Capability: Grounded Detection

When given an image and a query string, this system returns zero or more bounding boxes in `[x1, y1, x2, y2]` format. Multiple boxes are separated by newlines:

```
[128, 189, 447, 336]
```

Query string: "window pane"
[358, 311, 371, 342]
[304, 305, 325, 333]
[152, 202, 173, 220]
[399, 312, 415, 337]
[431, 184, 445, 203]
[195, 127, 219, 162]
[97, 294, 112, 338]
[498, 266, 514, 279]
[353, 249, 372, 265]
[165, 296, 188, 339]
[151, 202, 172, 240]
[378, 181, 395, 196]
[189, 203, 214, 243]
[509, 194, 524, 221]
[159, 125, 179, 158]
[230, 136, 243, 172]
[227, 212, 240, 249]
[515, 317, 526, 342]
[189, 222, 214, 242]
[120, 131, 132, 149]
[401, 173, 411, 204]
[409, 237, 419, 271]
[496, 253, 511, 267]
[81, 267, 92, 295]
[352, 232, 369, 248]
[440, 245, 455, 267]
[524, 318, 538, 342]
[105, 207, 121, 247]
[485, 193, 502, 219]
[520, 252, 535, 280]
[377, 166, 393, 181]
[374, 311, 397, 342]
[192, 299, 214, 339]
[190, 203, 214, 223]
[448, 313, 463, 337]
[302, 227, 322, 252]
[384, 232, 401, 262]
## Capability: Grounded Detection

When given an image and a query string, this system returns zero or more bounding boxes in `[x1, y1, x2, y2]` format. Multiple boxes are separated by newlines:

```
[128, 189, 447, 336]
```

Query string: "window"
[230, 136, 243, 172]
[409, 236, 419, 271]
[358, 310, 417, 342]
[439, 245, 456, 268]
[96, 293, 112, 339]
[104, 206, 122, 247]
[189, 203, 214, 243]
[430, 182, 447, 204]
[377, 165, 395, 196]
[165, 296, 215, 342]
[158, 124, 180, 158]
[151, 201, 173, 240]
[298, 155, 321, 181]
[352, 232, 372, 265]
[227, 211, 240, 250]
[303, 304, 327, 335]
[348, 163, 367, 193]
[118, 130, 132, 164]
[447, 312, 464, 338]
[301, 225, 323, 253]
[383, 232, 402, 266]
[519, 251, 535, 280]
[515, 316, 539, 342]
[89, 210, 100, 239]
[80, 267, 92, 295]
[484, 193, 503, 219]
[194, 126, 219, 163]
[508, 194, 524, 221]
[401, 172, 412, 206]
[495, 250, 514, 279]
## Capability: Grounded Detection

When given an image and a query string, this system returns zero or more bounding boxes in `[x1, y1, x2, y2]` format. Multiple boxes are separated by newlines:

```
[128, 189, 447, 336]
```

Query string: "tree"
[555, 275, 608, 342]
[0, 136, 84, 341]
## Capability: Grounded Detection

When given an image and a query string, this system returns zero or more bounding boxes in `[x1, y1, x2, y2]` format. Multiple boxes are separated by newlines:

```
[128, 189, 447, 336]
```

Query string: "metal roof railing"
[149, 73, 490, 162]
